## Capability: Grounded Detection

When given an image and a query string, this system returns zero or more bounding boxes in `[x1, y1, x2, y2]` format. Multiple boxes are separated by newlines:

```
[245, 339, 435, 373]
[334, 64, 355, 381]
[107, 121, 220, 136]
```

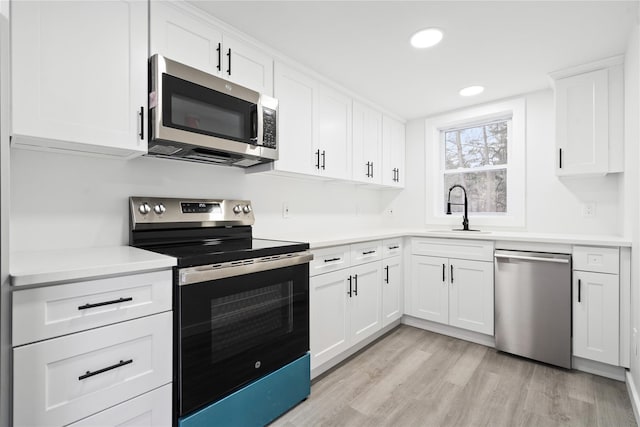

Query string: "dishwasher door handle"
[494, 253, 570, 264]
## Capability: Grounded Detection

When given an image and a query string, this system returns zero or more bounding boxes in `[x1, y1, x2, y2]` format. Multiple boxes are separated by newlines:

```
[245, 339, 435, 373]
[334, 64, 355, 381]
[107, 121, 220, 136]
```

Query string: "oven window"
[162, 74, 257, 143]
[210, 281, 293, 363]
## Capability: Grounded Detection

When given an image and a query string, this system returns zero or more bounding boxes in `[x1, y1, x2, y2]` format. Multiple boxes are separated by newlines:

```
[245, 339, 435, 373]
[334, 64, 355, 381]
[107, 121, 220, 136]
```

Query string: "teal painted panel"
[180, 354, 310, 427]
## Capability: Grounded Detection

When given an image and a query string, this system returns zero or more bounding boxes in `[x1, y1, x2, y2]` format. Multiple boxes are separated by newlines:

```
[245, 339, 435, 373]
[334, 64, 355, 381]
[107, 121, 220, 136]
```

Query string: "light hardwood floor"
[272, 325, 637, 427]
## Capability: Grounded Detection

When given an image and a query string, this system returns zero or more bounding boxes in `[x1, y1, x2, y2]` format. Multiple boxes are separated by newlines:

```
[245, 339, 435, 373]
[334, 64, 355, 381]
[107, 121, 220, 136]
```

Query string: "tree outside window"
[442, 120, 509, 214]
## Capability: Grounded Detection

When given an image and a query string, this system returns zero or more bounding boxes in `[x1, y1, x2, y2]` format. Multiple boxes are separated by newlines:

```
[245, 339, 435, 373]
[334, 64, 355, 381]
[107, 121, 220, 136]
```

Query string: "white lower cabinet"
[572, 246, 620, 365]
[68, 384, 172, 427]
[382, 255, 402, 327]
[14, 312, 173, 427]
[408, 238, 494, 336]
[349, 262, 382, 346]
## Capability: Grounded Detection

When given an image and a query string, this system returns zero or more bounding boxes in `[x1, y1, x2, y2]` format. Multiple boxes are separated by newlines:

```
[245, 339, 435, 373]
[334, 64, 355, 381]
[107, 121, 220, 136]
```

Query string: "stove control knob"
[138, 203, 151, 215]
[154, 203, 166, 215]
[233, 205, 242, 214]
[242, 204, 252, 214]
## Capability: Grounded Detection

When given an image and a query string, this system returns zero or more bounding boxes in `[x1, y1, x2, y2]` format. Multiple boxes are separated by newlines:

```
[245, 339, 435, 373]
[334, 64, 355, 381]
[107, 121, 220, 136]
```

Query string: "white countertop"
[256, 228, 632, 249]
[10, 246, 177, 287]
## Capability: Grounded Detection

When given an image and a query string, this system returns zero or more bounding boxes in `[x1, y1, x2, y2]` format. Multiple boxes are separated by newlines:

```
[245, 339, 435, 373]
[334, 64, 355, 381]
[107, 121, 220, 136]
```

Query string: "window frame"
[425, 97, 526, 228]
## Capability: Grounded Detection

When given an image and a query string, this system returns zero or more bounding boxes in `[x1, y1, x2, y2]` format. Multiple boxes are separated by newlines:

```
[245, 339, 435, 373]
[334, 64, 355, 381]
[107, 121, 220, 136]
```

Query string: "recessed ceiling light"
[459, 86, 485, 97]
[410, 28, 443, 49]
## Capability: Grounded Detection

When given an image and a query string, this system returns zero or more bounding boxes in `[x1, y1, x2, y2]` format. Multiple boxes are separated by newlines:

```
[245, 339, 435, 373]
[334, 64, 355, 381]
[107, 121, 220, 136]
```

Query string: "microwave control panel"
[262, 107, 277, 148]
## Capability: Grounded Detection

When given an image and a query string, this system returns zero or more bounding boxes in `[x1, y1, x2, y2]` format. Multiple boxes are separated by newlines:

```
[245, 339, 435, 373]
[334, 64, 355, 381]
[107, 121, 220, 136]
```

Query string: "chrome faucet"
[446, 184, 470, 231]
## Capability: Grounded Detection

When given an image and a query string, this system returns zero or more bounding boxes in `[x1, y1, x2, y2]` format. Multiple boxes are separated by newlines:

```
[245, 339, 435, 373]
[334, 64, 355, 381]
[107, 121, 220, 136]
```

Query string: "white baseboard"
[572, 357, 626, 381]
[626, 371, 640, 426]
[401, 315, 495, 348]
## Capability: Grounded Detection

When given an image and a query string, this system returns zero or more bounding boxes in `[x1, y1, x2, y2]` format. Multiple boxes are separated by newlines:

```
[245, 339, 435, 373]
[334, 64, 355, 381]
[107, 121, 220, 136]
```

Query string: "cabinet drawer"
[573, 246, 619, 274]
[68, 384, 172, 427]
[350, 241, 382, 266]
[13, 270, 172, 346]
[382, 238, 403, 258]
[310, 245, 351, 276]
[411, 238, 494, 262]
[13, 312, 172, 427]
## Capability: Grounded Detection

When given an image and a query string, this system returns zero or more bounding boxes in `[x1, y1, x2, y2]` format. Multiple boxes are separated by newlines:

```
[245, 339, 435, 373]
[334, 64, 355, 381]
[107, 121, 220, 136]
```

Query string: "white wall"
[9, 150, 388, 251]
[386, 89, 623, 236]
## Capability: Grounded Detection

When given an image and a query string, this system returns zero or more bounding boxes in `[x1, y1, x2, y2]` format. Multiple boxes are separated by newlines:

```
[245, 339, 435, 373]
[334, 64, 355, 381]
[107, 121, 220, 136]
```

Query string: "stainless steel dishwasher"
[494, 250, 572, 369]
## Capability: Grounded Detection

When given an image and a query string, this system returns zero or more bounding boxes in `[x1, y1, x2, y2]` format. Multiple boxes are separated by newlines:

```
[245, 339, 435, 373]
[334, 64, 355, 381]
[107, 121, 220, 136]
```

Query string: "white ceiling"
[188, 1, 638, 120]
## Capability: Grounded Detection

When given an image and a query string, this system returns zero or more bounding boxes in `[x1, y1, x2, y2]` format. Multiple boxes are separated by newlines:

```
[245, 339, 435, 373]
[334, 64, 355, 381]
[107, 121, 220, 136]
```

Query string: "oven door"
[177, 259, 310, 417]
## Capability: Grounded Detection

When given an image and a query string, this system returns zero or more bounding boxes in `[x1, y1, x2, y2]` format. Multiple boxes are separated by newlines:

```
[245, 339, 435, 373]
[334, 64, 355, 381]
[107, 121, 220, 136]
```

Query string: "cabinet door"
[11, 0, 147, 157]
[349, 262, 382, 346]
[409, 255, 448, 324]
[223, 35, 274, 95]
[573, 271, 619, 365]
[352, 102, 382, 184]
[382, 256, 402, 327]
[310, 270, 350, 370]
[150, 1, 223, 76]
[273, 62, 317, 175]
[382, 116, 406, 187]
[317, 84, 352, 180]
[555, 69, 609, 176]
[448, 259, 494, 335]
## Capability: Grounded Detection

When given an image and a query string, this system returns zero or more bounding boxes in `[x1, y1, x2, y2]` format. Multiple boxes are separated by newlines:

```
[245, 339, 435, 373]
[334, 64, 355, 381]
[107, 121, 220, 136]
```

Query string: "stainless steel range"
[129, 197, 312, 427]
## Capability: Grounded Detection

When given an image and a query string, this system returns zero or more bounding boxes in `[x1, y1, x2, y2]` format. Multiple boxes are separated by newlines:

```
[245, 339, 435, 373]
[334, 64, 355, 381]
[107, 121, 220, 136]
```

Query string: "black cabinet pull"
[392, 168, 397, 182]
[78, 297, 133, 311]
[362, 250, 376, 255]
[347, 276, 352, 297]
[226, 48, 232, 75]
[450, 265, 454, 283]
[388, 245, 399, 250]
[216, 43, 222, 71]
[138, 107, 144, 140]
[442, 264, 446, 282]
[578, 279, 581, 303]
[321, 150, 326, 170]
[385, 265, 389, 283]
[371, 161, 374, 178]
[366, 161, 371, 178]
[559, 148, 563, 169]
[324, 257, 341, 263]
[396, 168, 400, 183]
[78, 359, 133, 381]
[353, 274, 358, 296]
[315, 149, 320, 169]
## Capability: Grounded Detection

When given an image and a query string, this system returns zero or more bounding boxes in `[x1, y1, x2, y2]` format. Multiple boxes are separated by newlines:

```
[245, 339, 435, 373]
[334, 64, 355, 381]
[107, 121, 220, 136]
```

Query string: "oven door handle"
[179, 251, 314, 285]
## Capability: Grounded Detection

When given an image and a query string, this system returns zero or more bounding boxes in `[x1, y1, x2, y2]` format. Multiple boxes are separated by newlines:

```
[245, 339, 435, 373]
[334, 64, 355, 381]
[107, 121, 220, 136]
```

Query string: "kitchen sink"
[425, 229, 493, 234]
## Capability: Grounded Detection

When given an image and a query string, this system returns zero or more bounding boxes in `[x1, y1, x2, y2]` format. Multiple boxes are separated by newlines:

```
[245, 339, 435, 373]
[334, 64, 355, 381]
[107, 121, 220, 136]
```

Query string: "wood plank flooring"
[271, 325, 637, 427]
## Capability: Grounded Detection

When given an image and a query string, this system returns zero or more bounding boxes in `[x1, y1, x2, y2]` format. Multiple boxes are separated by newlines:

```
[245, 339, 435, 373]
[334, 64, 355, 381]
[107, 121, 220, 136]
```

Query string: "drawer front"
[350, 241, 383, 266]
[14, 312, 173, 427]
[382, 238, 403, 258]
[13, 270, 172, 346]
[310, 245, 351, 276]
[573, 246, 619, 274]
[411, 238, 494, 262]
[68, 384, 172, 427]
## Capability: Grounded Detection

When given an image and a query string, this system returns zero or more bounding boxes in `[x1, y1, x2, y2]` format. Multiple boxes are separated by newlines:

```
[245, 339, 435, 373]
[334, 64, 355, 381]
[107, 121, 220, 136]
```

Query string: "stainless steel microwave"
[148, 54, 278, 167]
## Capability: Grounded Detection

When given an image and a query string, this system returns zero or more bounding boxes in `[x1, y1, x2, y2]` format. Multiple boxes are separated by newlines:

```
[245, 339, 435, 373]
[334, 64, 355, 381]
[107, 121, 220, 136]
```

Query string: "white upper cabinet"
[150, 1, 223, 76]
[150, 1, 273, 95]
[316, 84, 352, 180]
[11, 0, 148, 158]
[352, 102, 382, 184]
[272, 62, 316, 175]
[551, 56, 624, 176]
[382, 115, 406, 187]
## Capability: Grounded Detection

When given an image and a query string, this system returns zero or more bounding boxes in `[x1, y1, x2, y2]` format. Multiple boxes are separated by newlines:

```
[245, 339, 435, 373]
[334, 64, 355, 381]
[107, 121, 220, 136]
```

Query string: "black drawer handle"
[362, 250, 376, 255]
[78, 297, 133, 310]
[324, 257, 341, 263]
[388, 245, 399, 250]
[79, 359, 133, 381]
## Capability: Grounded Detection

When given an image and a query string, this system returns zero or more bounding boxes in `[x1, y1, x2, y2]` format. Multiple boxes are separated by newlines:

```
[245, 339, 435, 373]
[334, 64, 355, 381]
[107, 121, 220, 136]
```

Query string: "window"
[443, 119, 509, 214]
[425, 98, 525, 228]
